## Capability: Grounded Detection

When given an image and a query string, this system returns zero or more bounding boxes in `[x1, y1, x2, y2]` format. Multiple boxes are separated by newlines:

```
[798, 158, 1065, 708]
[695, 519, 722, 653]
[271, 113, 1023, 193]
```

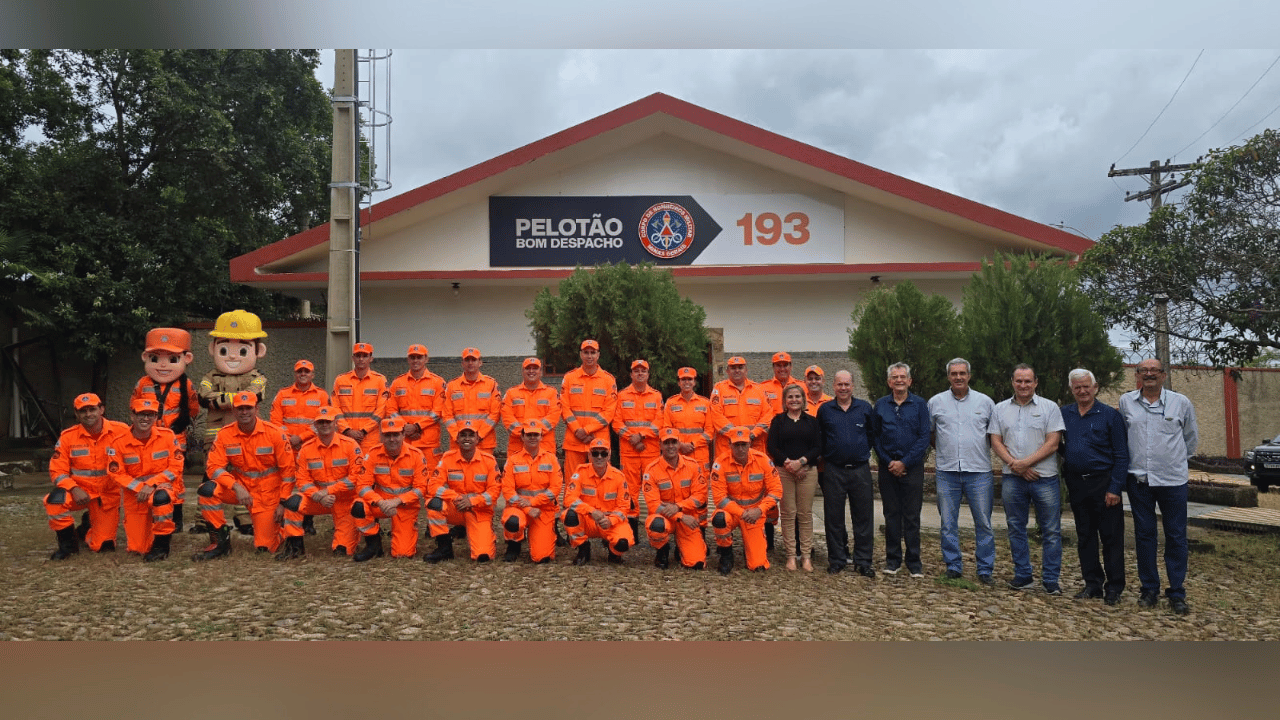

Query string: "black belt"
[832, 460, 869, 470]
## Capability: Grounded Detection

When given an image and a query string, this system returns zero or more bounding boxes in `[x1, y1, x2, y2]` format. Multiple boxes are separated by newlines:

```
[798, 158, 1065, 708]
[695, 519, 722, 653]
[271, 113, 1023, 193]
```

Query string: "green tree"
[526, 262, 711, 396]
[0, 50, 331, 387]
[957, 252, 1123, 404]
[848, 280, 958, 401]
[1081, 128, 1280, 366]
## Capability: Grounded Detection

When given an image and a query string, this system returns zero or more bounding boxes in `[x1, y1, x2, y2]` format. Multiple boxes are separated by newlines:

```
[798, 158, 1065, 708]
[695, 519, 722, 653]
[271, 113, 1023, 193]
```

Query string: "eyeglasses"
[1136, 369, 1164, 376]
[590, 450, 610, 457]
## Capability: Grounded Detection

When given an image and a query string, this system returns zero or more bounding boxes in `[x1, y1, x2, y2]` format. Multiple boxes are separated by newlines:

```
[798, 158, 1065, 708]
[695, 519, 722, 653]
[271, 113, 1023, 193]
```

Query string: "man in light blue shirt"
[1117, 358, 1199, 615]
[990, 364, 1065, 595]
[928, 358, 996, 584]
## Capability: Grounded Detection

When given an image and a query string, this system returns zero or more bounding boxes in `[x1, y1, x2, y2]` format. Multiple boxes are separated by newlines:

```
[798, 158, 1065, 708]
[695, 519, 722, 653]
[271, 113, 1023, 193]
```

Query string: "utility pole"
[1107, 159, 1195, 388]
[326, 50, 359, 383]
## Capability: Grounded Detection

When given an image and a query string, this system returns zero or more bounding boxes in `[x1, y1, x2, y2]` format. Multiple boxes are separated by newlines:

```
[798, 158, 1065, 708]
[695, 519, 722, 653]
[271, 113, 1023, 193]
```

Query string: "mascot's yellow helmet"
[209, 309, 268, 340]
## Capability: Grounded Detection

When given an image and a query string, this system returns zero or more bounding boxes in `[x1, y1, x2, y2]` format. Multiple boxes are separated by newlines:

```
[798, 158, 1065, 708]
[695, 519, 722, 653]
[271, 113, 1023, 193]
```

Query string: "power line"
[1226, 97, 1280, 145]
[1174, 52, 1280, 158]
[1115, 50, 1203, 165]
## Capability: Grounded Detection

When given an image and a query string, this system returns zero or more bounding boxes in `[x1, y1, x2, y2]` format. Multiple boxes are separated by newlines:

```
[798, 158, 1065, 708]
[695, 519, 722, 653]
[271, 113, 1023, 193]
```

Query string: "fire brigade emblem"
[639, 202, 695, 259]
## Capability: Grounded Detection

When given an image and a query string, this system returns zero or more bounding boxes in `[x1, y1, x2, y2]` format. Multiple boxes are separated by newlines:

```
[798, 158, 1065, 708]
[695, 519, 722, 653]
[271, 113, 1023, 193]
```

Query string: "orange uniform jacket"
[805, 393, 833, 417]
[500, 383, 561, 436]
[710, 449, 783, 519]
[332, 370, 389, 436]
[296, 433, 364, 501]
[641, 454, 708, 523]
[612, 385, 664, 458]
[130, 376, 200, 445]
[662, 392, 718, 459]
[108, 427, 183, 495]
[385, 369, 446, 452]
[270, 383, 331, 447]
[759, 377, 803, 416]
[206, 420, 296, 501]
[501, 447, 561, 512]
[50, 420, 131, 493]
[441, 374, 502, 451]
[560, 367, 618, 452]
[709, 379, 773, 451]
[564, 463, 630, 525]
[358, 443, 429, 507]
[428, 448, 501, 511]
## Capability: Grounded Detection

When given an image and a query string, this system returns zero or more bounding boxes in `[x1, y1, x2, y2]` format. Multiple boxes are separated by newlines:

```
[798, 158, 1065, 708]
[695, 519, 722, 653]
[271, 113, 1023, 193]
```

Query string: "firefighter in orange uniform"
[562, 438, 634, 565]
[710, 356, 777, 550]
[662, 367, 717, 471]
[44, 393, 130, 559]
[642, 428, 708, 570]
[279, 406, 364, 559]
[193, 392, 295, 559]
[500, 421, 562, 563]
[131, 327, 200, 533]
[711, 426, 783, 575]
[440, 348, 502, 454]
[270, 360, 331, 452]
[422, 421, 501, 563]
[759, 351, 800, 415]
[351, 417, 429, 561]
[108, 397, 182, 561]
[332, 342, 388, 454]
[385, 344, 447, 458]
[803, 365, 832, 416]
[612, 359, 663, 540]
[559, 339, 618, 484]
[500, 357, 560, 438]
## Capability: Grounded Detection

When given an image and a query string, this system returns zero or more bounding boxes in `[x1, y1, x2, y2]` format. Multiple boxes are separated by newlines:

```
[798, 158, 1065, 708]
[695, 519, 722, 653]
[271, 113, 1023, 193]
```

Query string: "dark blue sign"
[489, 196, 723, 267]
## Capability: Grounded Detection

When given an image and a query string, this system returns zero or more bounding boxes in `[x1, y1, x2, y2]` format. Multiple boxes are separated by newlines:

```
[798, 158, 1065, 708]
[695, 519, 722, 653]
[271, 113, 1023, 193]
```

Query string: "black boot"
[653, 542, 671, 569]
[143, 533, 171, 562]
[302, 515, 317, 535]
[764, 522, 775, 553]
[232, 513, 254, 536]
[449, 524, 467, 539]
[76, 511, 91, 543]
[97, 540, 116, 552]
[193, 525, 231, 561]
[172, 504, 184, 534]
[572, 542, 591, 566]
[274, 535, 305, 561]
[628, 517, 640, 544]
[607, 549, 624, 564]
[503, 540, 521, 562]
[717, 546, 734, 576]
[333, 545, 349, 556]
[422, 534, 454, 563]
[353, 532, 383, 562]
[50, 526, 79, 560]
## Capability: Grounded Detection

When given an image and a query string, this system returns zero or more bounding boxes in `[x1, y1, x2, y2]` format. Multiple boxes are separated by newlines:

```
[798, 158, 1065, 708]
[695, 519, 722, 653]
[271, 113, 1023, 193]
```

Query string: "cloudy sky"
[315, 47, 1279, 245]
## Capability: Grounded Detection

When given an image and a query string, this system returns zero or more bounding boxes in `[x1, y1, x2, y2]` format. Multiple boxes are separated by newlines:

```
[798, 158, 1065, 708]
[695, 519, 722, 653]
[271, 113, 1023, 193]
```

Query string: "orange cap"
[805, 364, 824, 378]
[145, 328, 191, 354]
[380, 417, 405, 434]
[313, 406, 340, 421]
[727, 426, 751, 444]
[580, 339, 599, 351]
[352, 342, 374, 355]
[461, 347, 481, 360]
[522, 420, 544, 435]
[631, 359, 649, 370]
[232, 391, 257, 408]
[772, 352, 792, 364]
[677, 367, 697, 379]
[130, 397, 160, 414]
[406, 344, 428, 357]
[659, 428, 680, 442]
[522, 357, 542, 368]
[294, 359, 314, 372]
[588, 437, 609, 450]
[727, 356, 747, 367]
[73, 393, 103, 410]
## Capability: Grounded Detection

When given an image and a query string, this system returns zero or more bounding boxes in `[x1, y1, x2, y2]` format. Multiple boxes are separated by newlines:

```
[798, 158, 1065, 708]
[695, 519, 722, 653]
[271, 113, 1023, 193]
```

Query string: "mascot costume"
[130, 328, 201, 532]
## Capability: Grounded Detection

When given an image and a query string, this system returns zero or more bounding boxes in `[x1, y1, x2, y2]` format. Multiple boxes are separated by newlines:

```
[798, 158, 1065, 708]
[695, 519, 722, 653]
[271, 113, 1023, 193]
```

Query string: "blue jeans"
[1001, 474, 1062, 584]
[935, 470, 995, 575]
[1126, 477, 1188, 600]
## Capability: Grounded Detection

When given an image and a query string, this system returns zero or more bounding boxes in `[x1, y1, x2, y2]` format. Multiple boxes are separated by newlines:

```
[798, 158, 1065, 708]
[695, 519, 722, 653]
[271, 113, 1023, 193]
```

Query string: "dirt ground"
[2, 473, 1278, 641]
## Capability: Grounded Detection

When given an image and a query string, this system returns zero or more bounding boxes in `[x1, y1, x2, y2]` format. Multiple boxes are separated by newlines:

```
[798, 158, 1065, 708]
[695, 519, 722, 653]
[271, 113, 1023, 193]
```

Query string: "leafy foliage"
[957, 253, 1122, 404]
[526, 262, 711, 396]
[0, 50, 331, 367]
[847, 280, 959, 401]
[1081, 128, 1280, 366]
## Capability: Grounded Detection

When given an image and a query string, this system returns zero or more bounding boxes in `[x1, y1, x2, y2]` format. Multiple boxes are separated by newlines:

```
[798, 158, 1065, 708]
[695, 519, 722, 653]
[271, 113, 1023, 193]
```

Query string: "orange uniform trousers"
[131, 375, 198, 505]
[425, 449, 500, 560]
[560, 366, 618, 483]
[501, 449, 561, 562]
[110, 427, 183, 553]
[711, 450, 783, 570]
[562, 463, 634, 554]
[386, 370, 446, 455]
[642, 455, 708, 567]
[45, 420, 130, 551]
[284, 434, 364, 552]
[354, 443, 429, 558]
[200, 421, 295, 552]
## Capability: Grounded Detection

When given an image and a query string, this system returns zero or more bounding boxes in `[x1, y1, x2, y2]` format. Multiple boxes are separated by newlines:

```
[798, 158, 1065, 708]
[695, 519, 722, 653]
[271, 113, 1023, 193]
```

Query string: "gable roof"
[231, 92, 1089, 287]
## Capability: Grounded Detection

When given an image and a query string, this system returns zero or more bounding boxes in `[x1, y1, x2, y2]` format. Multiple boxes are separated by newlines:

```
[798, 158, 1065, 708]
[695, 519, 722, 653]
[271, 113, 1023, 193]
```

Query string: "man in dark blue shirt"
[817, 370, 877, 577]
[873, 362, 933, 578]
[1059, 368, 1129, 605]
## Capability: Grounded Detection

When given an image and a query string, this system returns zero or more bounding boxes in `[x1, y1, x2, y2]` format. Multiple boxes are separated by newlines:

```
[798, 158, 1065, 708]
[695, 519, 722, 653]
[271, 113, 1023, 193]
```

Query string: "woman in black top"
[767, 383, 822, 571]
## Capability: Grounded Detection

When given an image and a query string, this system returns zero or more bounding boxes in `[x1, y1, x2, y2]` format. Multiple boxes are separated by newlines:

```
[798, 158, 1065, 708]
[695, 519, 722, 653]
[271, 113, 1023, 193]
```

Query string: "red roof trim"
[232, 92, 1089, 280]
